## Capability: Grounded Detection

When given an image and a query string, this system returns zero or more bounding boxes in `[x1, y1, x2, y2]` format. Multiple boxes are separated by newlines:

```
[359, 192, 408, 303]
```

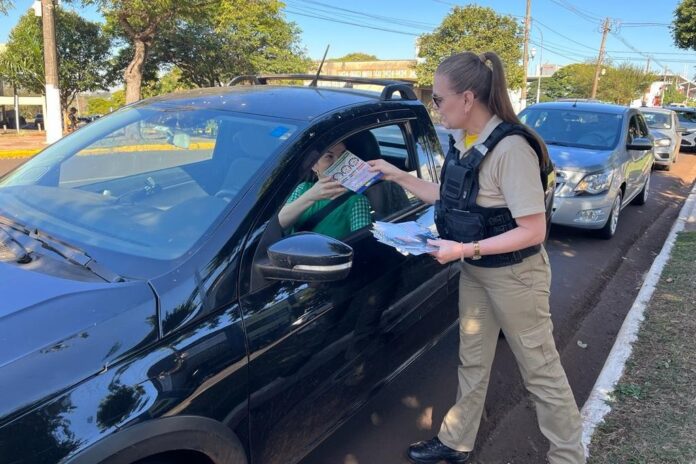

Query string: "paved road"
[0, 158, 27, 176]
[301, 153, 696, 464]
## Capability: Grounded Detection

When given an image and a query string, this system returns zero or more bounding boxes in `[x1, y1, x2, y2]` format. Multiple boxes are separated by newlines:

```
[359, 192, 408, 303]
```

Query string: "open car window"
[278, 123, 427, 244]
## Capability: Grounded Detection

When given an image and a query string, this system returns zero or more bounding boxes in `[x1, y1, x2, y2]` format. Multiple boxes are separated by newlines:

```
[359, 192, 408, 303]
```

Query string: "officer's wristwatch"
[471, 241, 482, 260]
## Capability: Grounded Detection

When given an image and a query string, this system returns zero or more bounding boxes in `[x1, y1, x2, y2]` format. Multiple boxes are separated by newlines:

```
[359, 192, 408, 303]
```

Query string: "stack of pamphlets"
[371, 206, 440, 256]
[322, 149, 383, 193]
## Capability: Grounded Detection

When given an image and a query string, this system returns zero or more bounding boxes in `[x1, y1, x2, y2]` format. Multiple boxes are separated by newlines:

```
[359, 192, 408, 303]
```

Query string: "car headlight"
[575, 170, 613, 195]
[654, 138, 671, 147]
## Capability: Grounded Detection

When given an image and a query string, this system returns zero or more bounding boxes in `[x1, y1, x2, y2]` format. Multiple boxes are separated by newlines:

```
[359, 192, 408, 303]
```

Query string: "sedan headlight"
[575, 170, 614, 195]
[654, 138, 671, 147]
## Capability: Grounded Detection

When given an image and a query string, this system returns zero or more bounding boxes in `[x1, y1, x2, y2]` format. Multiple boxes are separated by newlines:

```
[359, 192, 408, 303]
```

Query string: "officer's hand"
[427, 239, 465, 264]
[367, 159, 405, 182]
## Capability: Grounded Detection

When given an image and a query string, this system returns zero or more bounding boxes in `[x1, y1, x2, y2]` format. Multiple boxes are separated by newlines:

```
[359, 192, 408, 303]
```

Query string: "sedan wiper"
[27, 229, 125, 283]
[0, 216, 123, 282]
[0, 226, 31, 263]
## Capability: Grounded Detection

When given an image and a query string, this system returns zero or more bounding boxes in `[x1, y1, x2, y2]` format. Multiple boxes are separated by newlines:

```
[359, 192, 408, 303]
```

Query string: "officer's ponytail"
[478, 51, 520, 126]
[437, 51, 550, 166]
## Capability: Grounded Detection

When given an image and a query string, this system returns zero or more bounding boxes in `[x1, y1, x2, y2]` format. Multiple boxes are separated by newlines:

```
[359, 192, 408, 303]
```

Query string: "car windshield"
[0, 105, 300, 276]
[674, 110, 696, 124]
[641, 112, 672, 129]
[519, 108, 623, 150]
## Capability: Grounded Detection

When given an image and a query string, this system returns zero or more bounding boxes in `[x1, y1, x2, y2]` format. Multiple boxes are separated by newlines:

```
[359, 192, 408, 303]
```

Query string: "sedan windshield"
[0, 105, 299, 275]
[641, 112, 672, 129]
[674, 110, 696, 124]
[519, 108, 623, 150]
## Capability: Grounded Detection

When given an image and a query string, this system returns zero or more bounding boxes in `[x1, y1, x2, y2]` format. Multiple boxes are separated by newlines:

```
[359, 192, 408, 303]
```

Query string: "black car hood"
[0, 261, 158, 423]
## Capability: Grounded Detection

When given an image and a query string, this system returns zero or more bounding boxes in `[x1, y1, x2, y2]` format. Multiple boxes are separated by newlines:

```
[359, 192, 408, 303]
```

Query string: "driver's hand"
[305, 177, 347, 202]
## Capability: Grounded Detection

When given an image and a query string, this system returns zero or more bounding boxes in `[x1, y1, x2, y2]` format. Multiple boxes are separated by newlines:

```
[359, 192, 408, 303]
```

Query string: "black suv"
[0, 76, 468, 464]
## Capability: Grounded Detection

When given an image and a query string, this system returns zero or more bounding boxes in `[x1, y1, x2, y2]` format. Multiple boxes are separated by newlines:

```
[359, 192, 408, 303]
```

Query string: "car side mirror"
[626, 137, 653, 151]
[257, 232, 353, 282]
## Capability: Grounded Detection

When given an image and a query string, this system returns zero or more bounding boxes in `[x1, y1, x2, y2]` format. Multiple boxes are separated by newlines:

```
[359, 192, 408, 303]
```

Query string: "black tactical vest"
[434, 121, 553, 268]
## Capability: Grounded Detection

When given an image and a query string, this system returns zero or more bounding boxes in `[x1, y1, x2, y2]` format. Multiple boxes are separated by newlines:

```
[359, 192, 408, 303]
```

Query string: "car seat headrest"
[343, 131, 381, 161]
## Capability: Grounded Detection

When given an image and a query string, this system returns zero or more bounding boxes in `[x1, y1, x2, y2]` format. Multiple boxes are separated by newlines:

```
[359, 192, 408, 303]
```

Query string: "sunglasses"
[431, 92, 458, 108]
[431, 91, 472, 108]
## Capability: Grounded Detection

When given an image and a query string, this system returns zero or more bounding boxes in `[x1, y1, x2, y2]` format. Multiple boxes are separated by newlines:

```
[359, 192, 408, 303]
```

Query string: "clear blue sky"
[2, 0, 694, 77]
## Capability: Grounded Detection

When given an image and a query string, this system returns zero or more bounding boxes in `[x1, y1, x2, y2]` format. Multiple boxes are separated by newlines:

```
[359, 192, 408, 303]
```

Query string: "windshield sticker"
[271, 126, 291, 140]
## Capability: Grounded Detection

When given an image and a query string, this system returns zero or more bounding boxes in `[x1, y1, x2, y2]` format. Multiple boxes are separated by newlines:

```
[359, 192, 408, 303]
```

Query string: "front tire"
[597, 191, 622, 239]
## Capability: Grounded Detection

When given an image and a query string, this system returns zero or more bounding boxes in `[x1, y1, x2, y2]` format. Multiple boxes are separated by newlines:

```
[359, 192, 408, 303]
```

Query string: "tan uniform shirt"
[454, 115, 545, 219]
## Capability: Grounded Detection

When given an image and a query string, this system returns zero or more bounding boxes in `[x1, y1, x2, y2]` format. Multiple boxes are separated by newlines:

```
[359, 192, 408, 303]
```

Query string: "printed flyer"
[322, 150, 383, 193]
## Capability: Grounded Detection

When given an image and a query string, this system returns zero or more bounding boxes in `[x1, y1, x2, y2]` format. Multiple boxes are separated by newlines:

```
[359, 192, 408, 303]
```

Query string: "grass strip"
[588, 231, 696, 464]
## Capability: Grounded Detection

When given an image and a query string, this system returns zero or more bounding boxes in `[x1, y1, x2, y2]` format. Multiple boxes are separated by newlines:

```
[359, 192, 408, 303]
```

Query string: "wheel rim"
[610, 196, 621, 234]
[643, 175, 650, 200]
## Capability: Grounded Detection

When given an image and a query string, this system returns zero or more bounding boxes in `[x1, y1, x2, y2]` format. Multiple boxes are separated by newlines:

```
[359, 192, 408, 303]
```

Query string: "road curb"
[580, 173, 696, 459]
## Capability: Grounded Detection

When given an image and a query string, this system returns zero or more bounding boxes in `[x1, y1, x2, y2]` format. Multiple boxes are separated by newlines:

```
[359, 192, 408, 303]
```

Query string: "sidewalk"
[582, 180, 696, 462]
[0, 132, 46, 158]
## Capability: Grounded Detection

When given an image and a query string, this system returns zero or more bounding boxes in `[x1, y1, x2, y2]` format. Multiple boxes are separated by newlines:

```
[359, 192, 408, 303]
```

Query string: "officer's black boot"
[407, 437, 471, 463]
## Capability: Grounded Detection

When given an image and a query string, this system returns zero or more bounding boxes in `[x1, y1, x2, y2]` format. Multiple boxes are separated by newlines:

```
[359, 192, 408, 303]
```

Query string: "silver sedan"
[519, 102, 654, 239]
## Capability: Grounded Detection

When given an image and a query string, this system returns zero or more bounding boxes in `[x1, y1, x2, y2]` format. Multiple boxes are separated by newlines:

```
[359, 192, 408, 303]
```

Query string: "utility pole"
[40, 0, 63, 144]
[591, 17, 611, 99]
[521, 0, 531, 108]
[536, 24, 543, 104]
[645, 57, 651, 74]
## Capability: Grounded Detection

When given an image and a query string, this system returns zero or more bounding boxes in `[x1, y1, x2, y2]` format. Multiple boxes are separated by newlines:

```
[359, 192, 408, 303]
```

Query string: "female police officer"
[368, 51, 585, 464]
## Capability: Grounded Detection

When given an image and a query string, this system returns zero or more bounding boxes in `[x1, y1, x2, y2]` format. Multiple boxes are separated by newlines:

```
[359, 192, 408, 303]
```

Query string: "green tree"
[526, 78, 553, 103]
[541, 63, 655, 104]
[0, 8, 111, 112]
[331, 53, 378, 62]
[86, 89, 125, 115]
[0, 0, 12, 14]
[142, 67, 192, 97]
[673, 0, 696, 50]
[542, 63, 595, 100]
[415, 5, 523, 88]
[146, 5, 309, 88]
[82, 0, 307, 103]
[81, 0, 215, 103]
[599, 64, 656, 104]
[662, 84, 686, 105]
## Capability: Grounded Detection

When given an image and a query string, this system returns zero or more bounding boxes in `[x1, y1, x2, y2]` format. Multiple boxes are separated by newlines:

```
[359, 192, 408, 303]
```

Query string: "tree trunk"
[124, 39, 148, 104]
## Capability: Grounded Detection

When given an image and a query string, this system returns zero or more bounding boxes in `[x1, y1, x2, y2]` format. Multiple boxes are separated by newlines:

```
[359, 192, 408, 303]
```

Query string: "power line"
[547, 0, 601, 24]
[532, 17, 597, 51]
[291, 0, 438, 30]
[284, 8, 421, 37]
[555, 0, 603, 21]
[619, 22, 670, 27]
[529, 39, 594, 62]
[609, 30, 666, 69]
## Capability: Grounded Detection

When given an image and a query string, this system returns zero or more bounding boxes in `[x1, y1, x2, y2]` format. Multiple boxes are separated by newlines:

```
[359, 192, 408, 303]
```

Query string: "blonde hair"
[436, 51, 520, 125]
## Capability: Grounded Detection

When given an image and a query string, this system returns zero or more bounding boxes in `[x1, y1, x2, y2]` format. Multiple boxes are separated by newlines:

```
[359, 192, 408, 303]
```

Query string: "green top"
[286, 181, 372, 239]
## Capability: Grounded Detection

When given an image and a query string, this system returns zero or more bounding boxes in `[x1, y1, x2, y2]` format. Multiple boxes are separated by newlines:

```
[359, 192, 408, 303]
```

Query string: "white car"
[639, 107, 682, 169]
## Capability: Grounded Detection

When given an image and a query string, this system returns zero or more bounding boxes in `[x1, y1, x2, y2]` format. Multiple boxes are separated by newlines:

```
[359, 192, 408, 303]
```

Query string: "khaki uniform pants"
[438, 248, 585, 464]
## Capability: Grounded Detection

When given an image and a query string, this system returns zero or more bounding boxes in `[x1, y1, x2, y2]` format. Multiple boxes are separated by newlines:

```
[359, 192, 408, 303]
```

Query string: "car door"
[238, 116, 453, 464]
[673, 112, 682, 152]
[625, 113, 651, 200]
[635, 113, 654, 189]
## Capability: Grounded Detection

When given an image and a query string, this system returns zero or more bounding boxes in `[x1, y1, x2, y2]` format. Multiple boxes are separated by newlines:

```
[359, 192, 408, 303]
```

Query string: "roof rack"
[227, 74, 418, 102]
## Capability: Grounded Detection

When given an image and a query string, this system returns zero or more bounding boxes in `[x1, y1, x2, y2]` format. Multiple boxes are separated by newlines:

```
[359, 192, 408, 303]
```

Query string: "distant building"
[312, 59, 554, 113]
[314, 60, 418, 81]
[633, 73, 696, 107]
[0, 43, 47, 128]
